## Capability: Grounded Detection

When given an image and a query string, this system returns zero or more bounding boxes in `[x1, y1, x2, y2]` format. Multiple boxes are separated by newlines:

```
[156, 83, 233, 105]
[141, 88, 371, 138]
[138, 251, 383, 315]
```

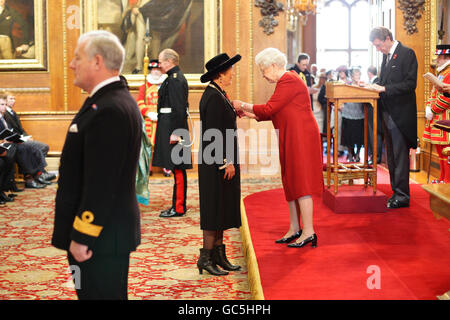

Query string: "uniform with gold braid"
[52, 76, 142, 300]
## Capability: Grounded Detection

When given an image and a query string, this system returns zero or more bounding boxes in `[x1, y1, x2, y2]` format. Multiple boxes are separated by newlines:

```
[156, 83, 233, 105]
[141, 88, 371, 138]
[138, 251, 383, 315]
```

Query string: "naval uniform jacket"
[378, 41, 418, 148]
[52, 77, 142, 255]
[152, 65, 192, 170]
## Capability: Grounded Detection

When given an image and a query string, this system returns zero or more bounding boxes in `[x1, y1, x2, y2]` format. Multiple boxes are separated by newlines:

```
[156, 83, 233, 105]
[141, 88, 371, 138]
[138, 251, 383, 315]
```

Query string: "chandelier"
[286, 0, 321, 28]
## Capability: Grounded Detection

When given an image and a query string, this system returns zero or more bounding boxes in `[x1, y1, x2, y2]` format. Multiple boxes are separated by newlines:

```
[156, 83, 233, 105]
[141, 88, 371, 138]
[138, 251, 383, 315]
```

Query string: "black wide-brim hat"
[436, 44, 450, 55]
[200, 53, 241, 83]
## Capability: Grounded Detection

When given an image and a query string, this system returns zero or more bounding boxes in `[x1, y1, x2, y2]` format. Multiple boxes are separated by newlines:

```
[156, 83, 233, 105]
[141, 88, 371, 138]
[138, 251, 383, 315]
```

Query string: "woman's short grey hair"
[78, 30, 125, 72]
[255, 48, 287, 70]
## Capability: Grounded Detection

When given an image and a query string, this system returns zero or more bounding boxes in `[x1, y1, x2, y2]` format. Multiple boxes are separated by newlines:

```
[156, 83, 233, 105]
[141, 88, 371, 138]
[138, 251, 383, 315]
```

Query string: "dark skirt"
[341, 118, 364, 150]
[198, 163, 241, 231]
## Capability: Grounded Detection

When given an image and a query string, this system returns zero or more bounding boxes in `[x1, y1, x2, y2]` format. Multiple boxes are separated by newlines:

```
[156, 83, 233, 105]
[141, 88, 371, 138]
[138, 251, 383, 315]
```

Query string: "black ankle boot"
[197, 249, 229, 276]
[212, 244, 241, 271]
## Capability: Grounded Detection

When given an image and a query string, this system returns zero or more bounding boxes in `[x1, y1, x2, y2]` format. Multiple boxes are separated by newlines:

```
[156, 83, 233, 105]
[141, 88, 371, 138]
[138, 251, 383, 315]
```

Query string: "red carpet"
[243, 184, 450, 300]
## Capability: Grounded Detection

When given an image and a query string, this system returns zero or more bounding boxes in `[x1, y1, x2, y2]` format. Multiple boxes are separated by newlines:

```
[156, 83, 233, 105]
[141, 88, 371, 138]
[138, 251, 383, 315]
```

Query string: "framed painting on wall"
[83, 0, 221, 88]
[0, 0, 47, 71]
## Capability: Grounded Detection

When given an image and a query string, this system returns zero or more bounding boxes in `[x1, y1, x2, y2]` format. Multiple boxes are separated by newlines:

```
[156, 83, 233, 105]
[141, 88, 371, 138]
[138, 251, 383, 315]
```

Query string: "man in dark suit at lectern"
[369, 27, 418, 209]
[52, 30, 142, 299]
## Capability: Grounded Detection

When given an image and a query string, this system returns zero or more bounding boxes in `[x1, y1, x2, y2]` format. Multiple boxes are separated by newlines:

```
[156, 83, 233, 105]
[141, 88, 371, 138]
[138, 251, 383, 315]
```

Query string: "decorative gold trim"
[240, 197, 265, 300]
[236, 0, 241, 100]
[425, 0, 437, 107]
[82, 0, 220, 89]
[62, 0, 68, 112]
[397, 0, 426, 35]
[0, 0, 47, 71]
[17, 111, 77, 115]
[250, 0, 254, 103]
[73, 211, 103, 237]
[0, 87, 50, 93]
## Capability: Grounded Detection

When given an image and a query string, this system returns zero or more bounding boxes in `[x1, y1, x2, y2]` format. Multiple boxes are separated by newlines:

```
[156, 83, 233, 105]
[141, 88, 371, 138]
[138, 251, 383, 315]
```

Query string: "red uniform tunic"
[423, 62, 450, 182]
[137, 82, 159, 143]
[253, 71, 323, 201]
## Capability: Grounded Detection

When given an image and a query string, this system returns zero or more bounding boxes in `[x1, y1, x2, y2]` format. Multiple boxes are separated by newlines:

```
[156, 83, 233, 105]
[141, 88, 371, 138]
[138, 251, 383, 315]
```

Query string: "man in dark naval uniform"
[52, 30, 142, 300]
[153, 48, 192, 217]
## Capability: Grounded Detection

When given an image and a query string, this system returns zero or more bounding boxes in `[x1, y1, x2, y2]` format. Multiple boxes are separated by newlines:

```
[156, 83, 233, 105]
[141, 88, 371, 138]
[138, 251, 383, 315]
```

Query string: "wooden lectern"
[325, 82, 380, 195]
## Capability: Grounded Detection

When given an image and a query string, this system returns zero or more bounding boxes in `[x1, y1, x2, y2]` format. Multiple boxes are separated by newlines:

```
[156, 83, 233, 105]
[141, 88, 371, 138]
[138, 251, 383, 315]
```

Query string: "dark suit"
[4, 109, 49, 168]
[0, 115, 42, 176]
[378, 41, 418, 203]
[52, 77, 142, 299]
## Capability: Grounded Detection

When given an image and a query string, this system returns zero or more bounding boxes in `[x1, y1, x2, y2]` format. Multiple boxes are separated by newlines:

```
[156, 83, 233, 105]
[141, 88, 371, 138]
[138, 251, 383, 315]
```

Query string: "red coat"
[253, 71, 323, 201]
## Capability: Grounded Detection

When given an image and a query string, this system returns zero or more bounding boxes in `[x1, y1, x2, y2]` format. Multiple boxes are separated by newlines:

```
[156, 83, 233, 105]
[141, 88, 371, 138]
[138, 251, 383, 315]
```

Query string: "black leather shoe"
[275, 230, 302, 243]
[160, 207, 173, 214]
[8, 193, 18, 198]
[159, 208, 185, 218]
[387, 199, 409, 209]
[36, 176, 52, 185]
[0, 192, 14, 202]
[287, 234, 318, 248]
[41, 172, 56, 181]
[25, 180, 46, 189]
[0, 199, 5, 205]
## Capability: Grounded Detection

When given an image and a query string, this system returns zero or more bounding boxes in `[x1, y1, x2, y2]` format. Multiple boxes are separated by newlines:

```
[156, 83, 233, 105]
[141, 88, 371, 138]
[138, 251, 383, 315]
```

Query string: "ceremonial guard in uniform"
[423, 44, 450, 183]
[52, 31, 142, 300]
[137, 59, 166, 176]
[153, 48, 192, 217]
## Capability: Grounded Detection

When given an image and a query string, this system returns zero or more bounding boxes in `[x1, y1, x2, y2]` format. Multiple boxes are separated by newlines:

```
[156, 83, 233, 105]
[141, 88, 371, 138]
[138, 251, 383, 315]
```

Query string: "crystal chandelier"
[286, 0, 321, 28]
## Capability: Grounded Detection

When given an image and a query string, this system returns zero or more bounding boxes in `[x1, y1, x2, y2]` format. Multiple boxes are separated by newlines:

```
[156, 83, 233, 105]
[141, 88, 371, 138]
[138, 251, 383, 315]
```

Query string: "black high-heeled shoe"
[275, 230, 302, 243]
[287, 234, 317, 248]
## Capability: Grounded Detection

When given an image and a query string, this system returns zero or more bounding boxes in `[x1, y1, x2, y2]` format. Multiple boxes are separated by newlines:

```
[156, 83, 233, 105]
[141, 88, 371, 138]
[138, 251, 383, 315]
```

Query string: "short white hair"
[255, 48, 287, 70]
[78, 30, 125, 72]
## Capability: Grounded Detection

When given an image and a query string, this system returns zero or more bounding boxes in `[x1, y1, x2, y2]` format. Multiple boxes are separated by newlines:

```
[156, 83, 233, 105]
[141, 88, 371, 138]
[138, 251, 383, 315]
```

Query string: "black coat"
[52, 78, 142, 255]
[198, 83, 241, 231]
[152, 66, 192, 170]
[378, 41, 418, 148]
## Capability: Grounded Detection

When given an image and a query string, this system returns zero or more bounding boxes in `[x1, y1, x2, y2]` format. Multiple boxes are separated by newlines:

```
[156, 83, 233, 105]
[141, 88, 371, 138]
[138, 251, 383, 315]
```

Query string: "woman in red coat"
[234, 47, 323, 248]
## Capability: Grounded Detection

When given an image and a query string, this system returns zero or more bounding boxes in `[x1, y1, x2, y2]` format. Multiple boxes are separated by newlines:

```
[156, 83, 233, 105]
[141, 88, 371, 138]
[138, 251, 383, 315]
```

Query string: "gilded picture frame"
[83, 0, 221, 89]
[0, 0, 47, 71]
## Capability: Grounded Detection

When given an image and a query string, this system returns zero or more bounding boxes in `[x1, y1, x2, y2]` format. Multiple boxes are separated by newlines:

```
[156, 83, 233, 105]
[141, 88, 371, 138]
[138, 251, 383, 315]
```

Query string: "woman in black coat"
[197, 53, 243, 276]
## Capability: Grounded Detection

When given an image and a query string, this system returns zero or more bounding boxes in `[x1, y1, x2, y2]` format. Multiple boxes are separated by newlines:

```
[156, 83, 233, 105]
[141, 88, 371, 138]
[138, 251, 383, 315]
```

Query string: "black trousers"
[0, 147, 16, 191]
[382, 111, 410, 203]
[68, 252, 130, 300]
[172, 169, 187, 213]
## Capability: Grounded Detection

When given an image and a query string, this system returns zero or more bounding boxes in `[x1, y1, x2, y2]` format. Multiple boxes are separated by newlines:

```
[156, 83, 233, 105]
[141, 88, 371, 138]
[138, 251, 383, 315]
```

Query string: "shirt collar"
[389, 40, 399, 57]
[89, 76, 120, 97]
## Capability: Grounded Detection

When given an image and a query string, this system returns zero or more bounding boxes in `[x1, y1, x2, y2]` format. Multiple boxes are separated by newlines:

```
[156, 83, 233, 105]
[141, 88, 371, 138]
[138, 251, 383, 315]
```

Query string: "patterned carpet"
[0, 173, 283, 300]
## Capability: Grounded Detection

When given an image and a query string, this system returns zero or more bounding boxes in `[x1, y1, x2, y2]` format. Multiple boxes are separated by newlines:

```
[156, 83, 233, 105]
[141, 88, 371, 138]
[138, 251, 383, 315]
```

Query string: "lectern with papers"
[325, 82, 380, 195]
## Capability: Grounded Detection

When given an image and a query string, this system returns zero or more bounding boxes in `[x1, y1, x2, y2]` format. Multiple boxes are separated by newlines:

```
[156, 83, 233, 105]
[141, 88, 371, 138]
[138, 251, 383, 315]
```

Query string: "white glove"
[425, 106, 434, 120]
[147, 112, 158, 121]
